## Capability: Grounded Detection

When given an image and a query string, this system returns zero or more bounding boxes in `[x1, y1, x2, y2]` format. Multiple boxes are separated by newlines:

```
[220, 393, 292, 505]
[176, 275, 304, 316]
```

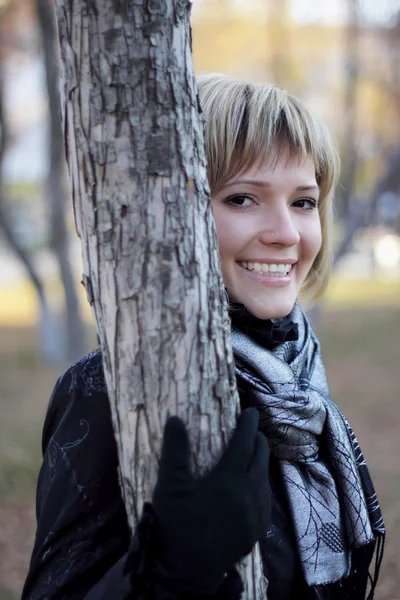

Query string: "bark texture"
[56, 0, 266, 597]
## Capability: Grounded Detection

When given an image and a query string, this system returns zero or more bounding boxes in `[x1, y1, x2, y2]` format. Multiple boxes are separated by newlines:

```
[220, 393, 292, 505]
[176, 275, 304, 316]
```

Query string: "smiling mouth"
[237, 261, 293, 276]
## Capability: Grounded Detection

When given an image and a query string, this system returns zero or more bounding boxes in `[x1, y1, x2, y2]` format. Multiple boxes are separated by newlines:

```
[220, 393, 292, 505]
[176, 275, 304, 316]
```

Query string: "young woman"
[22, 74, 384, 600]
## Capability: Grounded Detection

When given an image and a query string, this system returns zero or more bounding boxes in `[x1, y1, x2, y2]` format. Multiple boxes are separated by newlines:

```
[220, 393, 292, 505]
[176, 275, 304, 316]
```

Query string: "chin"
[244, 299, 295, 321]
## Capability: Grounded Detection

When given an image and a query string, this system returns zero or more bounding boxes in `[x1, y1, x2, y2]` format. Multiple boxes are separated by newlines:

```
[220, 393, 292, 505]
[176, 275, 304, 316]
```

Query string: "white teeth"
[238, 261, 292, 275]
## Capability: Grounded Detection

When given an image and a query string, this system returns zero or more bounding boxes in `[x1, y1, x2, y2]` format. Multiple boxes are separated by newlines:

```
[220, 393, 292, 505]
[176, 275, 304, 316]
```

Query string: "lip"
[238, 259, 297, 264]
[236, 262, 293, 287]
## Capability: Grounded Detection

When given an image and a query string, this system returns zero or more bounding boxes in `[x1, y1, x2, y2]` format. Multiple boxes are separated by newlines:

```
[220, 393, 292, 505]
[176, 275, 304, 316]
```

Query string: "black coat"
[22, 349, 374, 600]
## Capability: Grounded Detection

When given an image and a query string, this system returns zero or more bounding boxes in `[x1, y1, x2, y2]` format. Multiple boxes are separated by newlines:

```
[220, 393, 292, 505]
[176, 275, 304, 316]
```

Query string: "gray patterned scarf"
[231, 303, 385, 588]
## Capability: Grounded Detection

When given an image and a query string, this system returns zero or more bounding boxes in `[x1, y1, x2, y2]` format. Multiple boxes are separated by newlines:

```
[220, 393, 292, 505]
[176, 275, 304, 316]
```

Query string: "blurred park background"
[0, 0, 400, 598]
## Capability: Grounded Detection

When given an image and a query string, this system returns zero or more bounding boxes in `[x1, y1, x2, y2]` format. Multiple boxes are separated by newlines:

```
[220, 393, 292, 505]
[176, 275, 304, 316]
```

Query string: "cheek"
[214, 226, 231, 259]
[304, 218, 322, 263]
[213, 211, 243, 260]
[213, 223, 237, 292]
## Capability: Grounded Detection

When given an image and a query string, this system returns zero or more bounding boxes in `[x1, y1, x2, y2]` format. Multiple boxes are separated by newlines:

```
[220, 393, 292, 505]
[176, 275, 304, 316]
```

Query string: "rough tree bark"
[55, 0, 266, 597]
[36, 0, 86, 364]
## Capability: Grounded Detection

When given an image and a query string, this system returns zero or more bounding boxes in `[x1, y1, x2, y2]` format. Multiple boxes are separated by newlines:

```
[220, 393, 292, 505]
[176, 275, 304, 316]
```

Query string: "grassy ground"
[0, 281, 399, 599]
[0, 327, 60, 599]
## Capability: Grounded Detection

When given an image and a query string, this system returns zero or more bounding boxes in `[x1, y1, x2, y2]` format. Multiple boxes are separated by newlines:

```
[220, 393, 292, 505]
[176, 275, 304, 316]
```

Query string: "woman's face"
[211, 150, 322, 319]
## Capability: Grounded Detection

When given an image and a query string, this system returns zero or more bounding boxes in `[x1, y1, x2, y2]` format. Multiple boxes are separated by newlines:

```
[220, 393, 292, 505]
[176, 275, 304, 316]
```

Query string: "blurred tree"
[0, 0, 86, 364]
[268, 0, 292, 86]
[35, 0, 85, 363]
[0, 54, 57, 363]
[55, 0, 265, 597]
[334, 3, 400, 263]
[331, 0, 363, 265]
[334, 149, 400, 264]
[338, 0, 360, 220]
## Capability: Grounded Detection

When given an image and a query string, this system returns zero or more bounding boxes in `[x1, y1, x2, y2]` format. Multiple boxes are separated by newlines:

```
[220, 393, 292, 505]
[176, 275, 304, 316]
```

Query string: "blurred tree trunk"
[339, 0, 360, 213]
[0, 52, 59, 363]
[268, 0, 291, 86]
[55, 0, 266, 598]
[332, 0, 361, 266]
[386, 12, 400, 117]
[334, 150, 400, 265]
[35, 0, 86, 364]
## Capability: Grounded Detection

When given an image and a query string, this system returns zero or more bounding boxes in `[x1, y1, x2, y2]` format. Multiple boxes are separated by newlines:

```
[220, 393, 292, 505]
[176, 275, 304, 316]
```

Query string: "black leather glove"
[147, 407, 271, 596]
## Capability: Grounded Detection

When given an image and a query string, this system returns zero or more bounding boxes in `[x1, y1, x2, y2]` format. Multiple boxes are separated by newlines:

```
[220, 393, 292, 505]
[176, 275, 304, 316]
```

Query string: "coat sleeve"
[22, 351, 132, 600]
[22, 351, 244, 600]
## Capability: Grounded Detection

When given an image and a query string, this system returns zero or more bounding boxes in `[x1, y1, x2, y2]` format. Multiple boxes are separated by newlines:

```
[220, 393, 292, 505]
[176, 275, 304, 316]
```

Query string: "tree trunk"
[55, 1, 266, 597]
[36, 0, 86, 364]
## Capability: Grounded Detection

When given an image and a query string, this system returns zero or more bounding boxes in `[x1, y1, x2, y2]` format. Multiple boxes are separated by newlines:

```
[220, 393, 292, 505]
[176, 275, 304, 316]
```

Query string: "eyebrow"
[222, 179, 319, 192]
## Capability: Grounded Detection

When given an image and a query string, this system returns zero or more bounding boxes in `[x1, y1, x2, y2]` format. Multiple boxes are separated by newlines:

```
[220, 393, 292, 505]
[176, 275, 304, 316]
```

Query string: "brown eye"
[292, 198, 318, 211]
[225, 194, 254, 208]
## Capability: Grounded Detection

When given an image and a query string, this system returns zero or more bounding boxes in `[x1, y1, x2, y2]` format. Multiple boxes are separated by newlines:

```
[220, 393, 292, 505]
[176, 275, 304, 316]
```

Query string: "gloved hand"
[148, 407, 271, 596]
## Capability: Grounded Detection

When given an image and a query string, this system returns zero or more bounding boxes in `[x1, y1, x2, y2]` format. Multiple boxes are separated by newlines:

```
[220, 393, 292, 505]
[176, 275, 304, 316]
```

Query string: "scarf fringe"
[366, 533, 385, 599]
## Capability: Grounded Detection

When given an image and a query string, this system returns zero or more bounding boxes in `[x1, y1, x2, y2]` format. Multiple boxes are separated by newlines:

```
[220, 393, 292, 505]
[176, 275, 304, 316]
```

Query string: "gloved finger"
[247, 431, 270, 483]
[248, 432, 271, 529]
[158, 416, 192, 482]
[217, 408, 260, 473]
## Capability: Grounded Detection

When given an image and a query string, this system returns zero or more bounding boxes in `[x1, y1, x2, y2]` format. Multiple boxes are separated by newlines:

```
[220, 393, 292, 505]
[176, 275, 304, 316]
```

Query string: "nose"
[258, 205, 300, 247]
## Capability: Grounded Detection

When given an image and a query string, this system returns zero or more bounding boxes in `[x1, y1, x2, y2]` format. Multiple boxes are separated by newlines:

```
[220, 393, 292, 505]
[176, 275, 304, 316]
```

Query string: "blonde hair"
[197, 73, 340, 300]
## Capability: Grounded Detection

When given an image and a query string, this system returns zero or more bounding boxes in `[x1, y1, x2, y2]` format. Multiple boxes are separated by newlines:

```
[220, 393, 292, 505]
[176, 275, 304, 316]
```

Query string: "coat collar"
[229, 302, 299, 349]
